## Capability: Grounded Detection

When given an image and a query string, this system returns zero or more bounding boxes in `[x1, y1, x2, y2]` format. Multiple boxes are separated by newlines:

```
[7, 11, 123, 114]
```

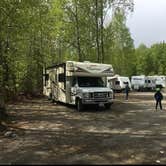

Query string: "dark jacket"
[125, 84, 130, 93]
[154, 91, 163, 101]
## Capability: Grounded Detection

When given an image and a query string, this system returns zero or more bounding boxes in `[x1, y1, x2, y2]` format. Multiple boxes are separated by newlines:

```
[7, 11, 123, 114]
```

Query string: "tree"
[105, 7, 135, 76]
[135, 42, 166, 76]
[0, 0, 135, 109]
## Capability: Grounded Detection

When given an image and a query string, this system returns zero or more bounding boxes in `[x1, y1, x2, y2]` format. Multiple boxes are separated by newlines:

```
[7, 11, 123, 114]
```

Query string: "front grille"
[94, 92, 108, 98]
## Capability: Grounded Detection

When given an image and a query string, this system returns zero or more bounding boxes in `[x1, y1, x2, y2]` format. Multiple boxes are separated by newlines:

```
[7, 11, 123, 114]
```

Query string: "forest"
[0, 0, 166, 110]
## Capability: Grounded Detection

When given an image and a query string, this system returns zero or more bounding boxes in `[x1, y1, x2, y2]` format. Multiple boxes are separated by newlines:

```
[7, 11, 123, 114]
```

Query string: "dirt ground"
[1, 92, 166, 164]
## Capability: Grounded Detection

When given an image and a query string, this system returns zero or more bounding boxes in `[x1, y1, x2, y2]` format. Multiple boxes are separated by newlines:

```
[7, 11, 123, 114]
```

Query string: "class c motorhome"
[43, 61, 114, 111]
[107, 75, 131, 92]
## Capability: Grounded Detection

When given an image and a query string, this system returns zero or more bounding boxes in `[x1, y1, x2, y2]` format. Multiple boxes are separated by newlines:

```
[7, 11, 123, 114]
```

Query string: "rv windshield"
[77, 77, 105, 87]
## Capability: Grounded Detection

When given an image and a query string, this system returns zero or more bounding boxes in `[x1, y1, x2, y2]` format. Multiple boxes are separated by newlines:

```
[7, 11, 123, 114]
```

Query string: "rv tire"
[105, 103, 111, 110]
[76, 98, 83, 111]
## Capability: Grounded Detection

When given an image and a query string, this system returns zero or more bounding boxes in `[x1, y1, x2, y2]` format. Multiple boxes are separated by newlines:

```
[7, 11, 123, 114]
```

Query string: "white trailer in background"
[145, 76, 156, 90]
[153, 75, 166, 89]
[131, 75, 166, 91]
[107, 75, 131, 92]
[131, 75, 147, 91]
[43, 61, 114, 111]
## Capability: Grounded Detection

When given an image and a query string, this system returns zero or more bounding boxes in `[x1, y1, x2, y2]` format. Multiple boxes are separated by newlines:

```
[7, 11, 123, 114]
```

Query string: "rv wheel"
[76, 98, 83, 111]
[105, 103, 111, 110]
[48, 93, 52, 100]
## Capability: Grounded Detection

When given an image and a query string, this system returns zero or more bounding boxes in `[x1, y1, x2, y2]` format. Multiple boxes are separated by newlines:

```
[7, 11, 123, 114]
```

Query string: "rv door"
[70, 77, 78, 104]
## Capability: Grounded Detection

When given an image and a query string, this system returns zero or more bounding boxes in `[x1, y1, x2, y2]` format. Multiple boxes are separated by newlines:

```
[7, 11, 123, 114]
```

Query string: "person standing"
[125, 82, 130, 100]
[154, 88, 163, 111]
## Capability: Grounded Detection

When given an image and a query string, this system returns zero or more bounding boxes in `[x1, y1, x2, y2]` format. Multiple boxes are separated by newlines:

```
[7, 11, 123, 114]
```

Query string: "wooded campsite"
[1, 0, 166, 164]
[1, 0, 166, 108]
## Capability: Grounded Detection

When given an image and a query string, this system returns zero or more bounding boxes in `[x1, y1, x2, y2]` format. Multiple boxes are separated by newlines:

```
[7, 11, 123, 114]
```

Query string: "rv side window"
[148, 80, 151, 83]
[58, 73, 65, 82]
[115, 81, 120, 85]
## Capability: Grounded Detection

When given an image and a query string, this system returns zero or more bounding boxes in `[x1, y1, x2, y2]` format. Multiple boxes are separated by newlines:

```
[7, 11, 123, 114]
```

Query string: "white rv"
[131, 75, 147, 91]
[153, 75, 166, 89]
[145, 76, 156, 90]
[107, 75, 131, 92]
[43, 61, 114, 111]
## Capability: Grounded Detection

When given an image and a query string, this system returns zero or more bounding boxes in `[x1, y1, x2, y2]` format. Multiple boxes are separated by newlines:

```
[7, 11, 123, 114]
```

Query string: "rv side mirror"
[74, 83, 78, 88]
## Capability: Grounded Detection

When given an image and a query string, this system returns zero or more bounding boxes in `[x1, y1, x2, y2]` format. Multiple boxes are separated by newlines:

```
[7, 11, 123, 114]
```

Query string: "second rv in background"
[107, 75, 166, 92]
[131, 75, 166, 91]
[107, 75, 131, 92]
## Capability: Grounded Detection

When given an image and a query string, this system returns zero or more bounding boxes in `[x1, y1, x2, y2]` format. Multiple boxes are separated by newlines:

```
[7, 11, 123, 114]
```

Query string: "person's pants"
[126, 92, 128, 100]
[156, 100, 162, 110]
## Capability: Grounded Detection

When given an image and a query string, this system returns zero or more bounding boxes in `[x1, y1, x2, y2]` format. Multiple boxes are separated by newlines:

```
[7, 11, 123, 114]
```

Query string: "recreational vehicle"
[43, 61, 114, 111]
[107, 75, 131, 92]
[145, 76, 156, 90]
[131, 75, 147, 91]
[153, 75, 166, 89]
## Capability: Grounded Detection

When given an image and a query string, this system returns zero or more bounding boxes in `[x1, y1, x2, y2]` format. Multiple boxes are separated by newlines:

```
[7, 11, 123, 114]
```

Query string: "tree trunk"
[75, 1, 82, 62]
[0, 91, 5, 110]
[100, 0, 105, 63]
[0, 41, 6, 111]
[95, 0, 100, 63]
[58, 38, 62, 63]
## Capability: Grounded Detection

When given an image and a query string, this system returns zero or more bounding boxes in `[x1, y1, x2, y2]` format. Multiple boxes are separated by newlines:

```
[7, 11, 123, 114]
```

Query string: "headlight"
[108, 92, 113, 98]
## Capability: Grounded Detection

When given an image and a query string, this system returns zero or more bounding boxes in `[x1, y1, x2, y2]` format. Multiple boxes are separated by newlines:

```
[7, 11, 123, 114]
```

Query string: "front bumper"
[82, 98, 113, 105]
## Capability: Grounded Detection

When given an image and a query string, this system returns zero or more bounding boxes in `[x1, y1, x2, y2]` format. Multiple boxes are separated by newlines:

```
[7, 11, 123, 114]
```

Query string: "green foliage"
[105, 8, 135, 77]
[135, 42, 166, 76]
[0, 0, 135, 103]
[0, 0, 55, 98]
